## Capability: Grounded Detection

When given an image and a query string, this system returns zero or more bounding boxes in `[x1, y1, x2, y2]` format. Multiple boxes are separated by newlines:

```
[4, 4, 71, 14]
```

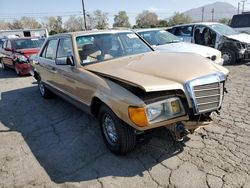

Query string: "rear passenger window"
[42, 39, 58, 60]
[174, 26, 193, 37]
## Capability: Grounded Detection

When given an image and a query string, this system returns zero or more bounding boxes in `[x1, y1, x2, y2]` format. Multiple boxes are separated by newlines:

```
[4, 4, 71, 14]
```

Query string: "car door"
[52, 37, 76, 95]
[36, 38, 59, 86]
[54, 36, 96, 107]
[2, 40, 14, 67]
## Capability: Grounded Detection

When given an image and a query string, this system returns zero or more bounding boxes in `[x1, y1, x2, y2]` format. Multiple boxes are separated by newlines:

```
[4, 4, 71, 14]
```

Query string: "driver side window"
[194, 26, 216, 48]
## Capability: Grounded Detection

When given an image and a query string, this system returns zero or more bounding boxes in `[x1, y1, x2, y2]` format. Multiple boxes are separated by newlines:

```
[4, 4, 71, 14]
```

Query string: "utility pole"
[241, 0, 247, 13]
[238, 1, 240, 14]
[81, 0, 87, 30]
[211, 8, 215, 22]
[202, 7, 205, 22]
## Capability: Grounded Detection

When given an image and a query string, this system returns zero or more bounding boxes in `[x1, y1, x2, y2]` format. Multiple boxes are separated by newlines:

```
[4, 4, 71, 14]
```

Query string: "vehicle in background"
[0, 37, 44, 76]
[231, 13, 250, 34]
[33, 30, 229, 154]
[135, 28, 224, 65]
[0, 28, 48, 38]
[169, 22, 250, 64]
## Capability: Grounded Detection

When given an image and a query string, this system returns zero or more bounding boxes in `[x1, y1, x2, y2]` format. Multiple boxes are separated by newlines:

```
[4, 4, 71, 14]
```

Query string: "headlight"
[128, 97, 185, 127]
[146, 97, 185, 123]
[14, 54, 28, 62]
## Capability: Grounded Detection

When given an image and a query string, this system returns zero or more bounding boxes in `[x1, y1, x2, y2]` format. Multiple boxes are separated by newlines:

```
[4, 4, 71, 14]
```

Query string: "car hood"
[154, 42, 221, 58]
[16, 48, 40, 57]
[85, 51, 227, 92]
[227, 33, 250, 43]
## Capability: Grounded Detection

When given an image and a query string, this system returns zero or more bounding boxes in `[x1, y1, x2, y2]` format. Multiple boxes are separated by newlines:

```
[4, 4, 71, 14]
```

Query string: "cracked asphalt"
[0, 63, 249, 188]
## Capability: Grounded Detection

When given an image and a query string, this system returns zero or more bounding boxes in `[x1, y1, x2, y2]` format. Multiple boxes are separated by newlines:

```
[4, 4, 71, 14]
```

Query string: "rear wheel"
[99, 105, 136, 155]
[221, 48, 236, 65]
[38, 79, 53, 99]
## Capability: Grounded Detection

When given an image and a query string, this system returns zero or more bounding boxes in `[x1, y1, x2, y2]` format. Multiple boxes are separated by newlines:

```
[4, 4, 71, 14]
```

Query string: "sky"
[0, 0, 247, 25]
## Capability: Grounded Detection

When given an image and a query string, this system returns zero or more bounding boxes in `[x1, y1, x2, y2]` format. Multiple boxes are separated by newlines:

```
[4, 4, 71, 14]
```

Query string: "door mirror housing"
[4, 47, 13, 52]
[55, 55, 75, 66]
[66, 55, 75, 66]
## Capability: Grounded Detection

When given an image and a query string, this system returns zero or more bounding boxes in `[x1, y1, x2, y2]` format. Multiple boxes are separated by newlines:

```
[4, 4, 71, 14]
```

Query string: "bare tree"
[7, 19, 23, 29]
[136, 10, 158, 28]
[0, 21, 10, 30]
[64, 16, 84, 32]
[113, 11, 131, 28]
[92, 10, 109, 29]
[19, 17, 42, 29]
[44, 16, 64, 34]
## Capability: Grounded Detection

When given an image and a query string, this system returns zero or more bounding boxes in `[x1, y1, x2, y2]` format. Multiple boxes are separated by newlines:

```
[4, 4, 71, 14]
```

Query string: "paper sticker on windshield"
[127, 34, 137, 38]
[159, 30, 165, 33]
[31, 38, 39, 41]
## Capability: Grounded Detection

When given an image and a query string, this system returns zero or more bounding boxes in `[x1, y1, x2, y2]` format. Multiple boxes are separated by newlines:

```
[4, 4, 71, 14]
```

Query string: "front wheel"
[15, 64, 20, 76]
[99, 105, 136, 155]
[221, 48, 236, 65]
[1, 59, 7, 70]
[38, 80, 53, 99]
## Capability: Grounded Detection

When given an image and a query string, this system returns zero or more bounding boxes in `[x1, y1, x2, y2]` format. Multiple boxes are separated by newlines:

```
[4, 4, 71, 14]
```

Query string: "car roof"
[50, 29, 133, 38]
[8, 37, 41, 41]
[133, 28, 165, 33]
[173, 22, 221, 27]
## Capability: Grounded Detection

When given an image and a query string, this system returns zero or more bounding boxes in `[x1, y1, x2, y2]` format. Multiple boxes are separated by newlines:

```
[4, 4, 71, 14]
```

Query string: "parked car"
[33, 30, 228, 154]
[169, 22, 250, 64]
[231, 13, 250, 34]
[135, 28, 224, 65]
[0, 37, 44, 76]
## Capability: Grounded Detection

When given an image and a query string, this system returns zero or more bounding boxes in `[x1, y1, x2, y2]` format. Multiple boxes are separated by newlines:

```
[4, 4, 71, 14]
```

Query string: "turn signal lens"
[128, 107, 148, 127]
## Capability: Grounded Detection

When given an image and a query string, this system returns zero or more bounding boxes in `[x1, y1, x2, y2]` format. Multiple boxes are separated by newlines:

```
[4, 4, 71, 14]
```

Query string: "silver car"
[136, 28, 224, 65]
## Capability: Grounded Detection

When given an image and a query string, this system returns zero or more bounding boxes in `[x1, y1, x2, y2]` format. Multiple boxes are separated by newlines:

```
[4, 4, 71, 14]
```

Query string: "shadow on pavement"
[0, 65, 32, 79]
[0, 84, 187, 183]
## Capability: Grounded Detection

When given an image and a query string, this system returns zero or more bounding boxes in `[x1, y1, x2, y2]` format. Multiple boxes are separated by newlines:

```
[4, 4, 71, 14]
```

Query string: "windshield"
[138, 30, 180, 45]
[210, 24, 238, 36]
[14, 38, 44, 49]
[76, 32, 152, 65]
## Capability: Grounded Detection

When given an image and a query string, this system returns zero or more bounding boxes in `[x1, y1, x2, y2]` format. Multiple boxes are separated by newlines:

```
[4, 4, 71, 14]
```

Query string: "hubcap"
[102, 113, 117, 145]
[222, 52, 232, 64]
[39, 82, 45, 96]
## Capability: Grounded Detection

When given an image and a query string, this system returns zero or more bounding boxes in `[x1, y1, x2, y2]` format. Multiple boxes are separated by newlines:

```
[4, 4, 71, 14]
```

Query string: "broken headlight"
[146, 97, 185, 123]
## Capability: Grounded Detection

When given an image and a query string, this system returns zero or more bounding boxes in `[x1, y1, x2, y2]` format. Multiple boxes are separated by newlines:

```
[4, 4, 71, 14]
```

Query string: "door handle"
[48, 67, 57, 74]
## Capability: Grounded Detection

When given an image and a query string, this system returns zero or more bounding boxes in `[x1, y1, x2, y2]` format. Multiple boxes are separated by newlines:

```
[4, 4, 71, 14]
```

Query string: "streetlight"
[81, 0, 87, 30]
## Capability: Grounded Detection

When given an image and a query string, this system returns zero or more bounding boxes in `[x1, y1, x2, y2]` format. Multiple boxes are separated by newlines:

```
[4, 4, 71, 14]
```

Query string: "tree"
[92, 10, 109, 29]
[168, 12, 192, 26]
[7, 19, 23, 29]
[136, 10, 158, 28]
[19, 16, 42, 29]
[157, 19, 169, 27]
[0, 21, 10, 30]
[113, 11, 131, 28]
[44, 16, 64, 34]
[64, 16, 84, 32]
[219, 18, 231, 25]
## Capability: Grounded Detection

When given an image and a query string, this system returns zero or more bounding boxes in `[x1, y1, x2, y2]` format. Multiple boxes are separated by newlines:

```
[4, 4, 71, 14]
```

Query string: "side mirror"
[55, 55, 75, 66]
[66, 55, 75, 66]
[4, 47, 13, 52]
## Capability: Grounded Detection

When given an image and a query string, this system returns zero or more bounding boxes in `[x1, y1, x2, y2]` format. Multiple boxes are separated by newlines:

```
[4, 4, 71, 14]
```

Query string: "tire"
[1, 59, 7, 70]
[14, 64, 20, 76]
[38, 79, 53, 99]
[221, 48, 236, 65]
[99, 105, 136, 155]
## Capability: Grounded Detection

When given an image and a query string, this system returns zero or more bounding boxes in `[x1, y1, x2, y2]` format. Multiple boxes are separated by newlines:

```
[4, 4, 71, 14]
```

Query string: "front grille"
[193, 82, 222, 113]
